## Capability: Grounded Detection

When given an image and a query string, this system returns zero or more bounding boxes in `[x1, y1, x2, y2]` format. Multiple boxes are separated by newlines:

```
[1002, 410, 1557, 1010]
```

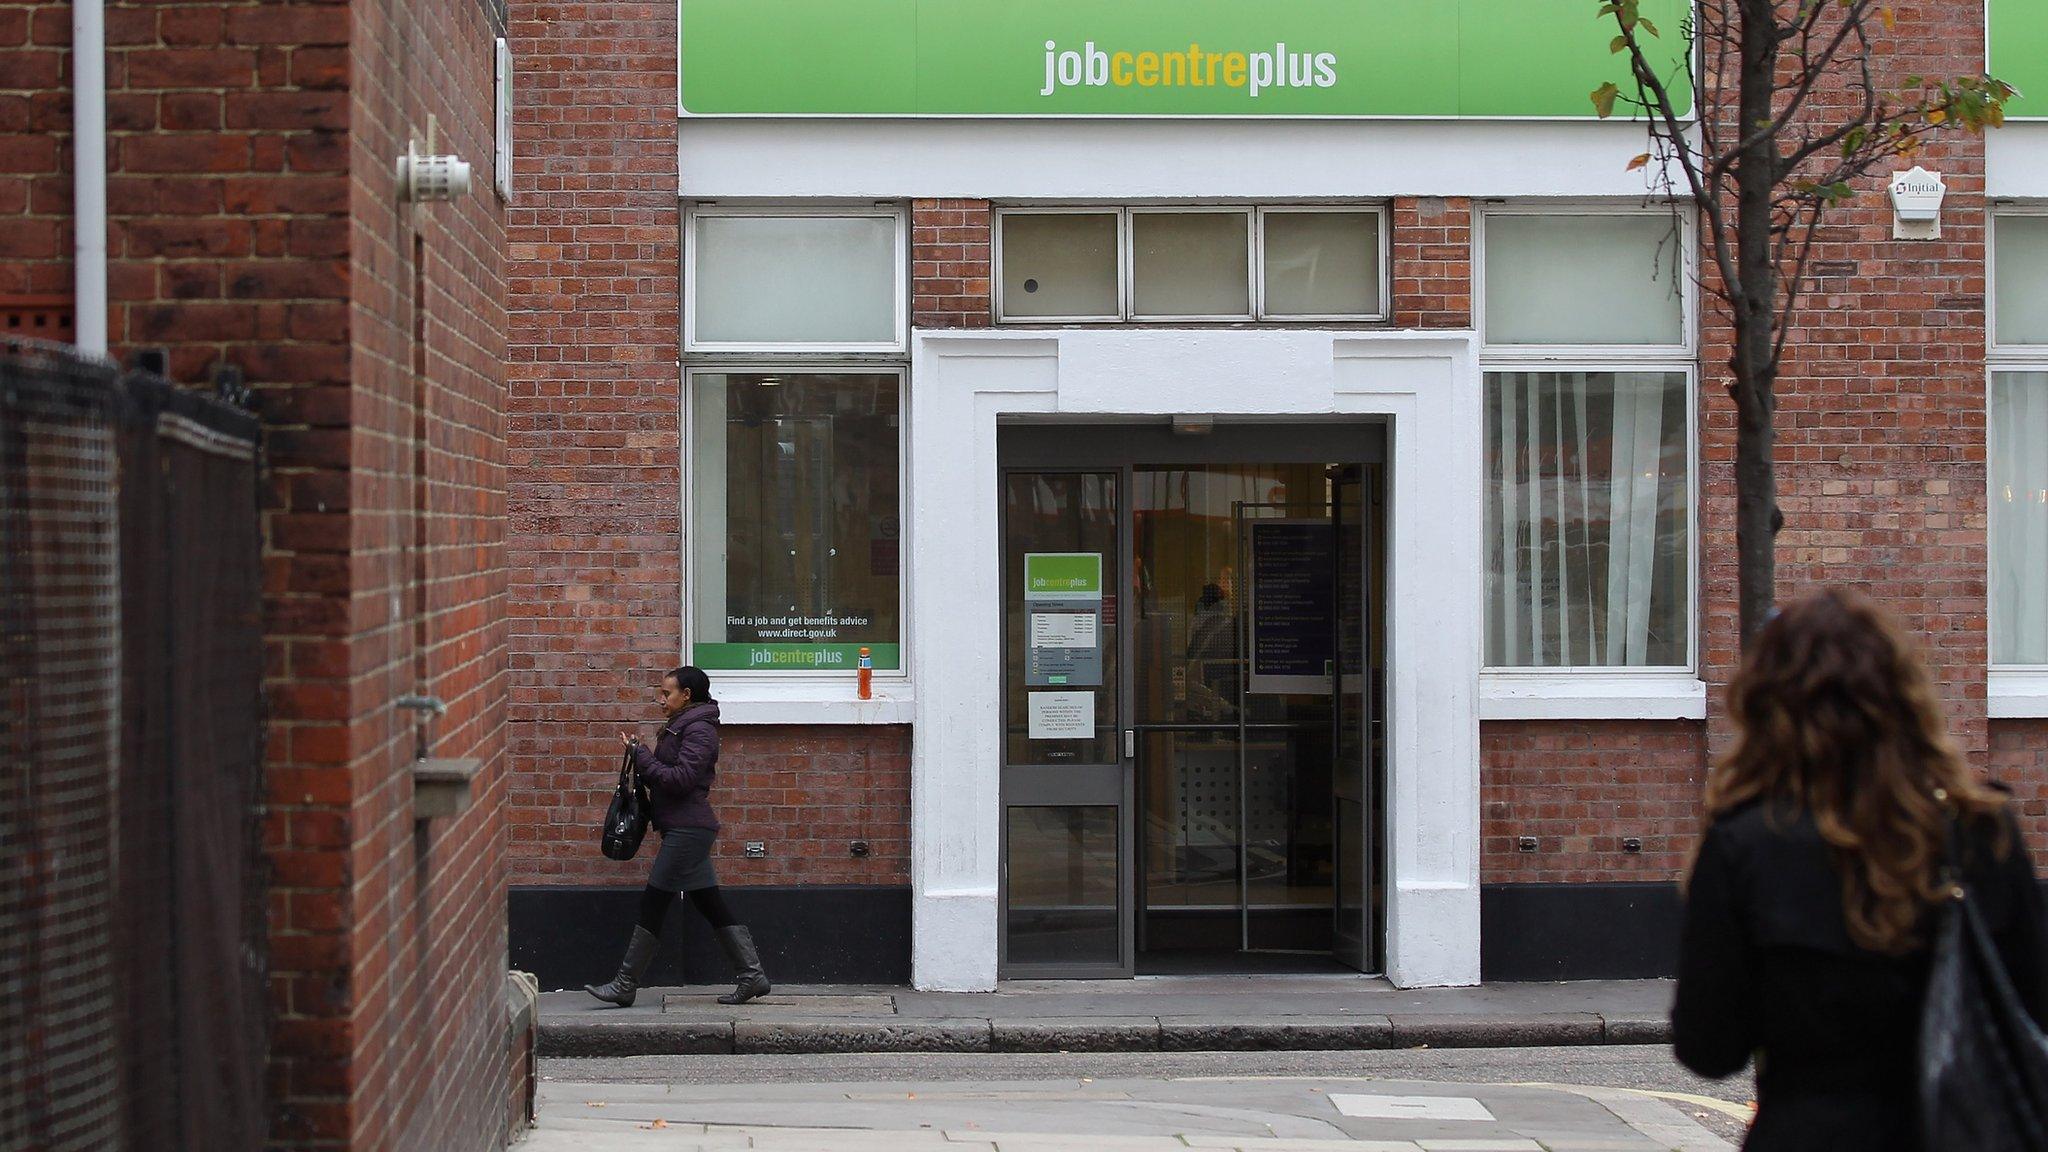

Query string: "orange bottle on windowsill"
[857, 646, 873, 700]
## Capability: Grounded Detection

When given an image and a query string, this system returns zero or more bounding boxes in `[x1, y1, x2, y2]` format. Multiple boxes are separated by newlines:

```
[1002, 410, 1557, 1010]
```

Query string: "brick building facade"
[5, 0, 530, 1143]
[501, 0, 2047, 992]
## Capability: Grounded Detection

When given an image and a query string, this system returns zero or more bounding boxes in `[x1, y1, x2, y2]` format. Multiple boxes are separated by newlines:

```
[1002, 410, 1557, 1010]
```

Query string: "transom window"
[995, 206, 1387, 323]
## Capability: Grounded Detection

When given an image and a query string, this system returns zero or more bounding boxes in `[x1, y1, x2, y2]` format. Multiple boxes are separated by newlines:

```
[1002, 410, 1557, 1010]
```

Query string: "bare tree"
[1594, 0, 2011, 643]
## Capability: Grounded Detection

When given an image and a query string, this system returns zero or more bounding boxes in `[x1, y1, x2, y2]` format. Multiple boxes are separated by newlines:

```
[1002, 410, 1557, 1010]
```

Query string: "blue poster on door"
[1248, 519, 1334, 694]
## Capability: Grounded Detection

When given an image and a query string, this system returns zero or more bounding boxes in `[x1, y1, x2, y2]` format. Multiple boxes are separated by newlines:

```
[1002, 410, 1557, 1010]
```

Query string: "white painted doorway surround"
[906, 328, 1483, 990]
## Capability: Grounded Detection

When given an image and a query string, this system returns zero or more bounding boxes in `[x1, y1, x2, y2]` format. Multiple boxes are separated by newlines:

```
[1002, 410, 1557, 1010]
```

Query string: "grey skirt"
[645, 827, 720, 893]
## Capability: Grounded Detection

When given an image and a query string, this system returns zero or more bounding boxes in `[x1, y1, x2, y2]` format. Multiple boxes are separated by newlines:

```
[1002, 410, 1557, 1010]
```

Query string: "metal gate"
[1, 341, 267, 1151]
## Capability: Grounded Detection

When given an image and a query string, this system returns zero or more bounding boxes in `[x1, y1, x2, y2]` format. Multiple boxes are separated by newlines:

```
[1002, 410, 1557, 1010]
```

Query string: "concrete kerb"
[538, 1011, 1672, 1058]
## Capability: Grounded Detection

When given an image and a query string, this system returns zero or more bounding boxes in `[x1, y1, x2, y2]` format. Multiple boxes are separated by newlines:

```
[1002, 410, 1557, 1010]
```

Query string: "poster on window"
[1247, 519, 1335, 694]
[1024, 552, 1104, 687]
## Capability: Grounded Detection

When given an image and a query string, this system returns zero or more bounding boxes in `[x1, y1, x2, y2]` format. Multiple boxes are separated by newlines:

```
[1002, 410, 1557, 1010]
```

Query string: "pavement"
[521, 1070, 1736, 1151]
[537, 976, 1676, 1058]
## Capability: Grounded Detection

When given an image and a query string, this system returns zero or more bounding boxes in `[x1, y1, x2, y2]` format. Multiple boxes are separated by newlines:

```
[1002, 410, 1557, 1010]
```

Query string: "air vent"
[1, 295, 75, 346]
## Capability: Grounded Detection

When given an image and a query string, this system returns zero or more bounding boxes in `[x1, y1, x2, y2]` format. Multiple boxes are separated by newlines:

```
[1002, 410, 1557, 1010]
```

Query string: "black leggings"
[637, 884, 737, 935]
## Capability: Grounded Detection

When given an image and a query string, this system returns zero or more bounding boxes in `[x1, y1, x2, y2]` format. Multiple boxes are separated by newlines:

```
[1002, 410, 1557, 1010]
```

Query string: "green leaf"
[1637, 17, 1660, 37]
[1591, 82, 1620, 118]
[1611, 34, 1629, 54]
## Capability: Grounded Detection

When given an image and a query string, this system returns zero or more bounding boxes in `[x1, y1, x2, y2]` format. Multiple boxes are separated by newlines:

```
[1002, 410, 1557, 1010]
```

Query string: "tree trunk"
[1733, 0, 1781, 646]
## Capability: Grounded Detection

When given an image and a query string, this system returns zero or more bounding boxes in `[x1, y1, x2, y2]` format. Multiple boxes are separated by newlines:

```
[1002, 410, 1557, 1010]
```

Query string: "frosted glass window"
[691, 214, 899, 346]
[1485, 215, 1684, 345]
[1000, 213, 1119, 319]
[1132, 211, 1251, 318]
[1992, 371, 2048, 664]
[1262, 211, 1382, 317]
[1996, 217, 2048, 345]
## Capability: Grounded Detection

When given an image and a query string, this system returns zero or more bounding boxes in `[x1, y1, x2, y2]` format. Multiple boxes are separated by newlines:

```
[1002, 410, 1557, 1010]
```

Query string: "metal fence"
[0, 341, 267, 1152]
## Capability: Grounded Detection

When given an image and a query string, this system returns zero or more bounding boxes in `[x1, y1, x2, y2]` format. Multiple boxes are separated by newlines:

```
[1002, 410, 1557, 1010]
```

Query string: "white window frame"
[680, 364, 915, 724]
[1987, 207, 2048, 716]
[992, 204, 1391, 325]
[683, 204, 909, 355]
[1475, 202, 1704, 720]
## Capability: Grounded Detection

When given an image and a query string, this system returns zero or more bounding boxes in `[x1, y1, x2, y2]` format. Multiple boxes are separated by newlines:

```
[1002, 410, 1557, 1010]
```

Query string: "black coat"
[1673, 797, 2048, 1151]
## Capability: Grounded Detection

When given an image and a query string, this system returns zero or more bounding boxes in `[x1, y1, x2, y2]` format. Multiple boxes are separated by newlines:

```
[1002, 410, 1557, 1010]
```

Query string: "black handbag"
[1917, 817, 2048, 1151]
[600, 748, 651, 861]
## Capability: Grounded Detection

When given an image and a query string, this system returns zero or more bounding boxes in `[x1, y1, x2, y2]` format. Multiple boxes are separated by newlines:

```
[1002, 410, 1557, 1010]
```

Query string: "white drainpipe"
[72, 0, 107, 355]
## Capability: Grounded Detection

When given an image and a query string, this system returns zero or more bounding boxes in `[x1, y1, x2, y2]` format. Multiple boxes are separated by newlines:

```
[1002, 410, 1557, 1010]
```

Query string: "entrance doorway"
[997, 421, 1387, 978]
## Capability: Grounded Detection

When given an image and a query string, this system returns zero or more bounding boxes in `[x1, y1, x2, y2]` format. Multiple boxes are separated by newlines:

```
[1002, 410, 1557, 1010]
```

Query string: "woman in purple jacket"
[586, 666, 772, 1007]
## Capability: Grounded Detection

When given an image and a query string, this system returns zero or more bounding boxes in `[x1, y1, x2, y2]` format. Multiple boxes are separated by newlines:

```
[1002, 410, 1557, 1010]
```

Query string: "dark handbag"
[600, 749, 651, 861]
[1917, 817, 2048, 1151]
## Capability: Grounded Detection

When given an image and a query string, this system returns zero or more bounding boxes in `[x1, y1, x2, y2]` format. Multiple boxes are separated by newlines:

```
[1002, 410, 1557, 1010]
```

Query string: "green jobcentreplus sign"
[679, 0, 1694, 119]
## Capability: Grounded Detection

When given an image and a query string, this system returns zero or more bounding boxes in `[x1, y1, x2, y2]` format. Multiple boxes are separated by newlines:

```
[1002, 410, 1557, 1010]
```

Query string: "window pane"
[1483, 371, 1690, 668]
[690, 372, 901, 671]
[1992, 371, 2048, 664]
[1485, 215, 1684, 345]
[692, 215, 898, 345]
[1262, 211, 1382, 317]
[1996, 217, 2048, 345]
[1132, 211, 1251, 318]
[1000, 213, 1119, 319]
[1006, 805, 1119, 966]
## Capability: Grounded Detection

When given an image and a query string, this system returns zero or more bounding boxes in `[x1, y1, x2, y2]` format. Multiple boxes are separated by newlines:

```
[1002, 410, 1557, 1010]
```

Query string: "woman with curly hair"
[1674, 589, 2048, 1149]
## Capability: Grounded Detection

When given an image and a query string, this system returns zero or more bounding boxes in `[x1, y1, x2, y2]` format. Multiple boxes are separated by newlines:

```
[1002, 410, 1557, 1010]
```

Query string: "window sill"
[712, 679, 915, 726]
[1479, 672, 1707, 721]
[1989, 670, 2048, 720]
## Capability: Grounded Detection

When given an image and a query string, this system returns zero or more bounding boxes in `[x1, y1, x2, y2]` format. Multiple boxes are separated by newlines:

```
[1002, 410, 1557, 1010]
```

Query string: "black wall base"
[517, 881, 1688, 989]
[511, 885, 911, 992]
[1481, 882, 1682, 981]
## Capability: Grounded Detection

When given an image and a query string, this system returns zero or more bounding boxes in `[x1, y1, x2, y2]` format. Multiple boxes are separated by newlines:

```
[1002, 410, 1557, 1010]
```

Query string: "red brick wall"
[912, 198, 992, 328]
[1391, 196, 1472, 329]
[503, 0, 916, 895]
[0, 0, 72, 304]
[1700, 7, 1990, 756]
[46, 0, 526, 1146]
[342, 0, 519, 1142]
[503, 0, 681, 887]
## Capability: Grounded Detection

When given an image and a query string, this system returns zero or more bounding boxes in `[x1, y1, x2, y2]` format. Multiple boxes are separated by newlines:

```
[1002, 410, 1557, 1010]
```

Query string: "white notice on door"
[1029, 611, 1098, 649]
[1027, 690, 1095, 740]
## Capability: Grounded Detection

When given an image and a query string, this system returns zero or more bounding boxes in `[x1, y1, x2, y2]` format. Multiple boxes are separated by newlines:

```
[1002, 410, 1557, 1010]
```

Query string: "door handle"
[1124, 728, 1136, 759]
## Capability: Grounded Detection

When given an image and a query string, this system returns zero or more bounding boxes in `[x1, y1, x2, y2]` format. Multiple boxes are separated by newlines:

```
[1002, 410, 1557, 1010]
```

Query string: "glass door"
[998, 470, 1131, 977]
[1331, 465, 1375, 971]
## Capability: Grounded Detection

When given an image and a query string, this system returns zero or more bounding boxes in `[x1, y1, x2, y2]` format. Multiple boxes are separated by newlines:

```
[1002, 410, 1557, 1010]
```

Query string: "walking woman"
[586, 666, 771, 1007]
[1674, 589, 2048, 1150]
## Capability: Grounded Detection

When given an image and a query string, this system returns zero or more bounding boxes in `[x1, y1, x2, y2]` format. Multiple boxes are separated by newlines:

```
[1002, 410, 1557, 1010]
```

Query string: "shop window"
[1131, 210, 1253, 319]
[686, 208, 904, 351]
[1992, 214, 2048, 668]
[1483, 370, 1691, 668]
[688, 371, 903, 674]
[998, 211, 1121, 320]
[1479, 207, 1696, 676]
[1261, 209, 1383, 318]
[1483, 213, 1685, 346]
[994, 205, 1386, 323]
